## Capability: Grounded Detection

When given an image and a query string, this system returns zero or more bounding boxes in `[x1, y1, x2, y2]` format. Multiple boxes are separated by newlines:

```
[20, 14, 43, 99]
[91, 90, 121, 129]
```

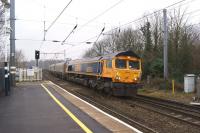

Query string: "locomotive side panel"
[101, 60, 113, 79]
[80, 62, 100, 74]
[67, 61, 102, 76]
[54, 62, 66, 73]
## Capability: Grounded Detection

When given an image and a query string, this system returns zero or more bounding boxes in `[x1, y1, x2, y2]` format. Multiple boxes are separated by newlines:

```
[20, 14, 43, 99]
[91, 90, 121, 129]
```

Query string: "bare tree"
[83, 28, 144, 58]
[15, 50, 27, 68]
[0, 0, 9, 61]
[83, 7, 200, 80]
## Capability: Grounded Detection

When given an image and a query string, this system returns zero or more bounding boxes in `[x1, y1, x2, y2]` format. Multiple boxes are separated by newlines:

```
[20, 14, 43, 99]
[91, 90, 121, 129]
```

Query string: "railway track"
[137, 95, 200, 111]
[131, 95, 200, 127]
[68, 90, 157, 133]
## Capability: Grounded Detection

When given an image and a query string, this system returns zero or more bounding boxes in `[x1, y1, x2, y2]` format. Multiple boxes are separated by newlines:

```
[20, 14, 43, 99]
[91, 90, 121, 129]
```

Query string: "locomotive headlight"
[115, 75, 121, 80]
[115, 72, 120, 80]
[133, 77, 137, 81]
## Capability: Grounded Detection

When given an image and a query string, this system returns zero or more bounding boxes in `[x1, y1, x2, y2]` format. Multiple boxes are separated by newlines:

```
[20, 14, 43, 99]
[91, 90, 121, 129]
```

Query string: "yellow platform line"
[41, 84, 93, 133]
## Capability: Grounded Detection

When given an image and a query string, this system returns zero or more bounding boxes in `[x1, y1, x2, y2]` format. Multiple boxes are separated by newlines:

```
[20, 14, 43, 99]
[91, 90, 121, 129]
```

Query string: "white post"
[4, 9, 8, 62]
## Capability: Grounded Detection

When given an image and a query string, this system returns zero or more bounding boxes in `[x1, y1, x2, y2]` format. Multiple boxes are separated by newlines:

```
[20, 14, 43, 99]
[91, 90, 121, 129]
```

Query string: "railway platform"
[0, 81, 141, 133]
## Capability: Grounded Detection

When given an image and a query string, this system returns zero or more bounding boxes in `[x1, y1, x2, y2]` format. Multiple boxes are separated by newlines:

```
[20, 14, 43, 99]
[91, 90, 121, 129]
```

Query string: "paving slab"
[0, 82, 110, 133]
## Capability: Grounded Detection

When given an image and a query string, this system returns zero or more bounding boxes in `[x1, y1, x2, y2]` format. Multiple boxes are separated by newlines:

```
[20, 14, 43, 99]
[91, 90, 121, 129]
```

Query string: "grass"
[138, 78, 196, 104]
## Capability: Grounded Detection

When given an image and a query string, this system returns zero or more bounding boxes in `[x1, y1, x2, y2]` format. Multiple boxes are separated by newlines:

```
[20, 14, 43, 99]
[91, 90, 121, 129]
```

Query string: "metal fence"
[16, 68, 42, 82]
[0, 68, 5, 93]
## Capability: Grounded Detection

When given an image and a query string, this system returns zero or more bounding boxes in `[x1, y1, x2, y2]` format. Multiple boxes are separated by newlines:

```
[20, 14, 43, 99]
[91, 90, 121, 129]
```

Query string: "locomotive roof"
[101, 50, 140, 60]
[68, 57, 102, 64]
[68, 51, 140, 65]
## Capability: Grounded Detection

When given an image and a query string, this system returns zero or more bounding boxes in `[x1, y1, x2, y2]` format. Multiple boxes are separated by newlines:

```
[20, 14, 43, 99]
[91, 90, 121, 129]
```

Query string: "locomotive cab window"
[129, 60, 139, 69]
[115, 59, 127, 69]
[106, 60, 112, 68]
[68, 65, 72, 71]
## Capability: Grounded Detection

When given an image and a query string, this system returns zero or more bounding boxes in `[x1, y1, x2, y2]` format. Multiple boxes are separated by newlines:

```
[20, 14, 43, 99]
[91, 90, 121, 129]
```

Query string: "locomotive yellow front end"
[110, 52, 142, 96]
[113, 56, 142, 84]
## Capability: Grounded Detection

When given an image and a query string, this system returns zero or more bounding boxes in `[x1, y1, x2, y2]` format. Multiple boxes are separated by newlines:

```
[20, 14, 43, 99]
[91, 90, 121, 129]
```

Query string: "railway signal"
[35, 50, 40, 67]
[35, 50, 40, 59]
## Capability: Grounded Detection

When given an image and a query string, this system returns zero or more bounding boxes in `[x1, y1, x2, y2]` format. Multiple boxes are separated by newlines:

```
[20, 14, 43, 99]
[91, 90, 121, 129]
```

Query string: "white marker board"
[27, 69, 34, 76]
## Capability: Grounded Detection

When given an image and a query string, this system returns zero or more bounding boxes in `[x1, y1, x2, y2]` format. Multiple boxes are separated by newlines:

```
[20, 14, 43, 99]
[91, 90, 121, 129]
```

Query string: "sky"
[14, 0, 200, 61]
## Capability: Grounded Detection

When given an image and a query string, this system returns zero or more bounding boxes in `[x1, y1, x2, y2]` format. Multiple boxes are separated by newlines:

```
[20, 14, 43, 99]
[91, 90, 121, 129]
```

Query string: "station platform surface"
[0, 81, 141, 133]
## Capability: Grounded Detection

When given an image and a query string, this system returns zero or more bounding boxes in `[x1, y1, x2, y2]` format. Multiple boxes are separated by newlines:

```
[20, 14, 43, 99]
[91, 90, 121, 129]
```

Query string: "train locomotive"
[49, 50, 142, 96]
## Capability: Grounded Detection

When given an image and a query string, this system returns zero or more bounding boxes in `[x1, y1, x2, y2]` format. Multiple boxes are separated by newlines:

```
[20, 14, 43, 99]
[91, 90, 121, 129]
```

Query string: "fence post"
[172, 79, 175, 95]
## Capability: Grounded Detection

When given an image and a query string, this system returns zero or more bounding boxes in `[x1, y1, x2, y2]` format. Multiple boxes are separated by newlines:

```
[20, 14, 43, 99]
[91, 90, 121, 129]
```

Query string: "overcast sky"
[15, 0, 200, 61]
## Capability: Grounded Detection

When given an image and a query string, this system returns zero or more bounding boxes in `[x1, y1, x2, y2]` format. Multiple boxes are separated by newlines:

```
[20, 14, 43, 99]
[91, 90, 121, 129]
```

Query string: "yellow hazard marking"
[41, 84, 93, 133]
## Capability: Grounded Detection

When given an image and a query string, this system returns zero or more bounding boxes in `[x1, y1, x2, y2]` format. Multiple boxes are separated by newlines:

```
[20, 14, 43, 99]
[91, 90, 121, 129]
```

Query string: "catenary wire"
[76, 0, 125, 32]
[45, 0, 73, 33]
[80, 0, 194, 43]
